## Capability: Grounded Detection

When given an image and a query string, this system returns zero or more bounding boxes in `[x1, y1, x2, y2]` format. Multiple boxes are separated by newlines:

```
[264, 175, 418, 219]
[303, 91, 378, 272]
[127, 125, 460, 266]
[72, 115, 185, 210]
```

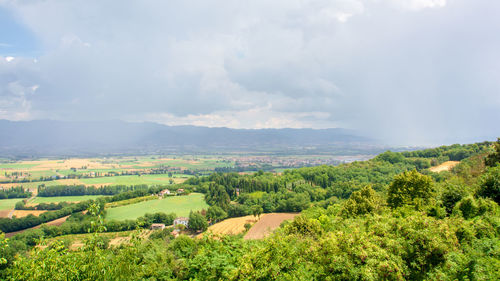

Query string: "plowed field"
[244, 213, 298, 240]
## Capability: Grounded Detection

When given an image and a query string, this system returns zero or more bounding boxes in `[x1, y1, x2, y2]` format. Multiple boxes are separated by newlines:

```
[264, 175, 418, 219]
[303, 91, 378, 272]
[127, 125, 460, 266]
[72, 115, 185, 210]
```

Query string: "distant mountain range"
[0, 120, 382, 157]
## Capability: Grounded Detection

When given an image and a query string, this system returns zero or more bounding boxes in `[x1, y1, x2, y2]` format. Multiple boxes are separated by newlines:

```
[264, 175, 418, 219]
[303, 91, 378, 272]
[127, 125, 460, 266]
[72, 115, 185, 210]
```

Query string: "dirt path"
[7, 209, 15, 219]
[244, 213, 298, 240]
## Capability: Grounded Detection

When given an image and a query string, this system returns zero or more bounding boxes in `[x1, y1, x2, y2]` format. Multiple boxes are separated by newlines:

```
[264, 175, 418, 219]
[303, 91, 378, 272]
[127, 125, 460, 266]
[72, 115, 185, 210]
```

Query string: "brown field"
[429, 161, 460, 173]
[28, 159, 112, 171]
[204, 215, 258, 236]
[244, 213, 299, 240]
[11, 210, 47, 218]
[55, 179, 85, 185]
[0, 209, 10, 218]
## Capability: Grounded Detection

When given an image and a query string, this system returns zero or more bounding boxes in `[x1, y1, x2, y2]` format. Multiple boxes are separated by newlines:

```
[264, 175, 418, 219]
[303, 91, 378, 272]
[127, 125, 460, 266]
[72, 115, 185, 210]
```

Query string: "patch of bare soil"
[0, 209, 10, 218]
[429, 161, 460, 173]
[11, 210, 47, 218]
[244, 213, 299, 240]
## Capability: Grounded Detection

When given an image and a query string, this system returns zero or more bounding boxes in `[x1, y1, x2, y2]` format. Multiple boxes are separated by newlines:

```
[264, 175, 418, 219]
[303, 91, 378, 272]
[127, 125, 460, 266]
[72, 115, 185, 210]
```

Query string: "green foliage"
[387, 170, 434, 209]
[251, 205, 263, 218]
[205, 183, 231, 209]
[0, 233, 7, 266]
[341, 185, 380, 217]
[453, 196, 497, 220]
[477, 165, 500, 204]
[149, 227, 174, 240]
[485, 138, 500, 167]
[376, 150, 405, 164]
[188, 211, 208, 232]
[439, 179, 472, 214]
[207, 206, 228, 223]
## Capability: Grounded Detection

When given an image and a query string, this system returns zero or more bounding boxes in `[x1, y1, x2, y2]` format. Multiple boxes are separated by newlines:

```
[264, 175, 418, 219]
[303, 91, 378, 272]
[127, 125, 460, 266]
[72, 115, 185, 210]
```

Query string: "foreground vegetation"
[0, 139, 499, 280]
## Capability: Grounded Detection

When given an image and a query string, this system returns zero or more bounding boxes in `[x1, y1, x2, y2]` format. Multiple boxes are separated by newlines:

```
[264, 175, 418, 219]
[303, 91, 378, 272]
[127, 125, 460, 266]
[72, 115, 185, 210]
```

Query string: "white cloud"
[383, 0, 447, 11]
[0, 0, 498, 145]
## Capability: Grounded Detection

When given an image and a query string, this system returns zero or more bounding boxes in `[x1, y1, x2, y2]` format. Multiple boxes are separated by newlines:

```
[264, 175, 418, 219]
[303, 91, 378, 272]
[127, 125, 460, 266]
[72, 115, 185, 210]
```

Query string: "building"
[176, 188, 185, 194]
[151, 223, 165, 230]
[159, 189, 170, 196]
[173, 217, 189, 227]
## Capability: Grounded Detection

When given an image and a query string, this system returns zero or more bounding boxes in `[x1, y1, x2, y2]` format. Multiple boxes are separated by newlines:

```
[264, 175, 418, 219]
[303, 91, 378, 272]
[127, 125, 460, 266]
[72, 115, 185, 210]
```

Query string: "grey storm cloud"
[0, 0, 499, 145]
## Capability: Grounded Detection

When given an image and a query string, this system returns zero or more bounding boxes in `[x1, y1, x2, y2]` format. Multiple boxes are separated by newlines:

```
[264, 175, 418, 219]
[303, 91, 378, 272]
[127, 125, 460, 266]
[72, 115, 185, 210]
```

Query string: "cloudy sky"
[0, 0, 499, 145]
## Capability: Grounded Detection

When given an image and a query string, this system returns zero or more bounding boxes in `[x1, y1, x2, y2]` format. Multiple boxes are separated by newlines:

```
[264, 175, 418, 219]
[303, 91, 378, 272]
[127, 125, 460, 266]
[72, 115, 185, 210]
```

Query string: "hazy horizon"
[1, 0, 499, 146]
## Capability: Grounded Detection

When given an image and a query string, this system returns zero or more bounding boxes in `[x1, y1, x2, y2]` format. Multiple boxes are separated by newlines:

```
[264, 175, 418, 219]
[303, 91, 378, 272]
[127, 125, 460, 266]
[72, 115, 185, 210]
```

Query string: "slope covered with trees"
[0, 140, 498, 280]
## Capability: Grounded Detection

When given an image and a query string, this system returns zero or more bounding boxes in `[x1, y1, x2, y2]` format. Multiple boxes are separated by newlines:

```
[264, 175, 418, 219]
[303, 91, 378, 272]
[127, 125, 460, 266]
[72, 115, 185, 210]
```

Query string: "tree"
[387, 170, 433, 208]
[251, 205, 263, 219]
[485, 138, 500, 167]
[376, 151, 405, 164]
[205, 183, 230, 210]
[188, 211, 208, 232]
[341, 185, 379, 217]
[206, 206, 227, 223]
[477, 166, 500, 204]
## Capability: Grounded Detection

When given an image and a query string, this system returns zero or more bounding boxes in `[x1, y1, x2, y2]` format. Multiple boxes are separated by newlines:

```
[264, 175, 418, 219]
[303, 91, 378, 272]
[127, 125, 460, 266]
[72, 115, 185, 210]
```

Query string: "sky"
[0, 0, 499, 145]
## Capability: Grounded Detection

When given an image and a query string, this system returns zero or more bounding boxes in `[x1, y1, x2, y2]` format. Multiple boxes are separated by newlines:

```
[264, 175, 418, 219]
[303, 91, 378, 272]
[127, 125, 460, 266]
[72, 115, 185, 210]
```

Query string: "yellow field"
[12, 159, 113, 171]
[11, 210, 47, 218]
[205, 215, 259, 236]
[429, 161, 460, 173]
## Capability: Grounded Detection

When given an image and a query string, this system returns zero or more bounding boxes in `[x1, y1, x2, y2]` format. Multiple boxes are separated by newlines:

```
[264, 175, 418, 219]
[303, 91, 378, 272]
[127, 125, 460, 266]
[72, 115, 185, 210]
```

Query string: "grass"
[105, 193, 208, 221]
[0, 199, 21, 210]
[0, 163, 39, 169]
[32, 195, 104, 204]
[106, 196, 156, 208]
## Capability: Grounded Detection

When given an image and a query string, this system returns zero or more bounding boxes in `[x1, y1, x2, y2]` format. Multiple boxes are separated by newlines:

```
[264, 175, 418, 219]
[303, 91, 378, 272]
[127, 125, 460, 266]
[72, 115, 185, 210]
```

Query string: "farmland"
[11, 210, 47, 218]
[105, 193, 208, 220]
[244, 213, 299, 240]
[79, 174, 189, 186]
[0, 156, 232, 190]
[0, 199, 19, 211]
[31, 195, 104, 204]
[205, 215, 258, 236]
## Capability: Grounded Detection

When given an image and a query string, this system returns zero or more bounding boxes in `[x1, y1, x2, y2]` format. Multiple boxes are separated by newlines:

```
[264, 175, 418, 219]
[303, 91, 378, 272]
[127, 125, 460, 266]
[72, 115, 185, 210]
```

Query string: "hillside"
[1, 139, 499, 280]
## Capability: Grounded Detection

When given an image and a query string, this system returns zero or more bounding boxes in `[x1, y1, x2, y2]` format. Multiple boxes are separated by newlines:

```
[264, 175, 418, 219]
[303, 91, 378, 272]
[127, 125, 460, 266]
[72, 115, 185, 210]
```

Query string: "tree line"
[0, 187, 31, 199]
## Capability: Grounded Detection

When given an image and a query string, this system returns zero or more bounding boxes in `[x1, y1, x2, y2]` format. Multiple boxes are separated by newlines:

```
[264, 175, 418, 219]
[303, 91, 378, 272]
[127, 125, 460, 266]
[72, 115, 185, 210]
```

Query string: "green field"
[0, 163, 39, 169]
[0, 199, 21, 210]
[105, 193, 208, 221]
[32, 195, 104, 204]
